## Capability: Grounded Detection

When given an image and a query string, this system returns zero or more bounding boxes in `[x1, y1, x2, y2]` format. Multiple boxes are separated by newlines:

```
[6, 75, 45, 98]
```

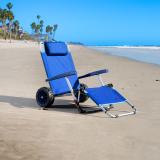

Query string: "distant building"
[0, 24, 25, 39]
[30, 34, 48, 41]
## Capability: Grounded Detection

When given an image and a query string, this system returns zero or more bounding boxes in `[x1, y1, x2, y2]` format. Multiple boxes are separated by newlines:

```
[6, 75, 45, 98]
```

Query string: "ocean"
[91, 46, 160, 66]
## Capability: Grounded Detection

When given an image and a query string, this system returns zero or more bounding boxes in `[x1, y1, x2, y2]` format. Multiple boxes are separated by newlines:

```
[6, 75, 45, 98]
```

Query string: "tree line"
[0, 2, 21, 42]
[31, 15, 58, 41]
[0, 2, 59, 42]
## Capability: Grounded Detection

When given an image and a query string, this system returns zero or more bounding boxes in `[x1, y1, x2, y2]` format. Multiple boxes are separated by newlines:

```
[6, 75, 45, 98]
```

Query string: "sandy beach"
[0, 41, 160, 160]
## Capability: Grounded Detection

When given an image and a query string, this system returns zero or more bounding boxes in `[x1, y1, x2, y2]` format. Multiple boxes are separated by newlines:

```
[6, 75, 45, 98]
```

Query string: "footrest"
[85, 86, 126, 106]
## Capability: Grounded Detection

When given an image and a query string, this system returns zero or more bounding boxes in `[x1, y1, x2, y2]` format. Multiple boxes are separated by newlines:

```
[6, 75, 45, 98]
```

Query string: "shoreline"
[89, 46, 160, 67]
[89, 45, 160, 49]
[93, 48, 160, 68]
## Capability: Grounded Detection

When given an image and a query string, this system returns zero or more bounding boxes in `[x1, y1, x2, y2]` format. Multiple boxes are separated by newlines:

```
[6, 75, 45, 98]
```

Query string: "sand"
[0, 41, 160, 160]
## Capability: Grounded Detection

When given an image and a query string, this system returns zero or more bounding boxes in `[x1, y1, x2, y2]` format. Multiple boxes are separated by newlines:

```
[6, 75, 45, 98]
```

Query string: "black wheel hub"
[37, 90, 48, 105]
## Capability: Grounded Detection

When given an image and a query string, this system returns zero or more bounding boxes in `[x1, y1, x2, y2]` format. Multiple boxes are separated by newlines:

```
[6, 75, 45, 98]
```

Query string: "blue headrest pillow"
[44, 41, 68, 56]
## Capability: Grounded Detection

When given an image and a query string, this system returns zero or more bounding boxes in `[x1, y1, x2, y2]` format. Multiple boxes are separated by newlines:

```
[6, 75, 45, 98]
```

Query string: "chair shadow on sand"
[0, 95, 102, 114]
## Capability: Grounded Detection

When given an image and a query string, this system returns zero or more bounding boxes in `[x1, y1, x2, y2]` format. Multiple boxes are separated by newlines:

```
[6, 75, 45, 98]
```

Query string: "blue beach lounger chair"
[36, 41, 136, 118]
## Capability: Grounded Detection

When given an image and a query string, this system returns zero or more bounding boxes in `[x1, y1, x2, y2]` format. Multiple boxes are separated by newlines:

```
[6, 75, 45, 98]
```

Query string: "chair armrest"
[78, 69, 108, 79]
[46, 71, 76, 82]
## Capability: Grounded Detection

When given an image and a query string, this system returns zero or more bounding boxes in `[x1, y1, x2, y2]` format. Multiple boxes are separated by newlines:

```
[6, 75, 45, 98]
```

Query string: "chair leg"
[64, 77, 85, 113]
[100, 101, 136, 118]
[74, 99, 86, 113]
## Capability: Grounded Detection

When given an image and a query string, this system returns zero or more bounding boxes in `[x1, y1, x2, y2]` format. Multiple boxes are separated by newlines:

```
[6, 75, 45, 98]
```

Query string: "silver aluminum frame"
[64, 74, 136, 118]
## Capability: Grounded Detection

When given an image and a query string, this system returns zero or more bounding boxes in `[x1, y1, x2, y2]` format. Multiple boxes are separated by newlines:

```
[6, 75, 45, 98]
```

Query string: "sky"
[0, 0, 160, 45]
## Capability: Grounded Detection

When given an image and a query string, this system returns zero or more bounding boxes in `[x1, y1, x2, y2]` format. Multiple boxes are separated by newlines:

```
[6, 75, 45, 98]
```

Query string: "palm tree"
[49, 26, 53, 36]
[0, 8, 2, 23]
[46, 25, 51, 41]
[0, 8, 3, 34]
[13, 20, 19, 39]
[6, 2, 13, 11]
[37, 15, 40, 23]
[40, 20, 44, 35]
[35, 24, 41, 34]
[35, 24, 41, 41]
[6, 2, 14, 42]
[31, 22, 36, 34]
[46, 25, 54, 41]
[7, 11, 14, 42]
[53, 24, 58, 40]
[1, 9, 8, 39]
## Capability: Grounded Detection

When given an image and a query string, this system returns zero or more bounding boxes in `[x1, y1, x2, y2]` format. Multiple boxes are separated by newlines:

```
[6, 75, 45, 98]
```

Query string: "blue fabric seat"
[41, 42, 79, 95]
[86, 86, 126, 106]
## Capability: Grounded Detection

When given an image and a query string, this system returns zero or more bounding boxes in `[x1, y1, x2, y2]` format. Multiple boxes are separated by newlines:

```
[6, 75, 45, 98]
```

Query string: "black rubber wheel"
[36, 87, 54, 108]
[75, 83, 89, 103]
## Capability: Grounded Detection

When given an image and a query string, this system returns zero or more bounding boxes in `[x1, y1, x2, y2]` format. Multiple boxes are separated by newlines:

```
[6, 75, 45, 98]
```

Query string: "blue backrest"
[41, 41, 80, 95]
